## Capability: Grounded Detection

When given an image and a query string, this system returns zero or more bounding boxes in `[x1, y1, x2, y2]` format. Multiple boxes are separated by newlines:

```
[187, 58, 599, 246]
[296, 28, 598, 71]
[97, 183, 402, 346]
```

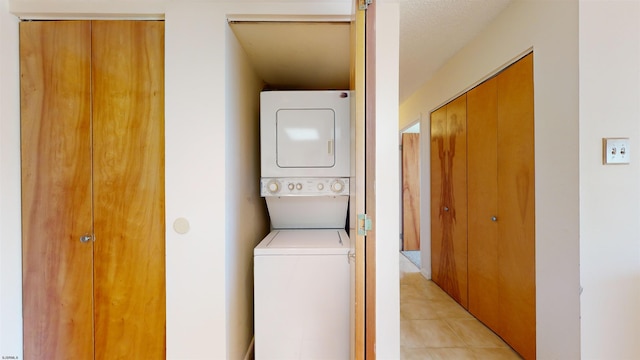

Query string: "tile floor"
[399, 253, 522, 360]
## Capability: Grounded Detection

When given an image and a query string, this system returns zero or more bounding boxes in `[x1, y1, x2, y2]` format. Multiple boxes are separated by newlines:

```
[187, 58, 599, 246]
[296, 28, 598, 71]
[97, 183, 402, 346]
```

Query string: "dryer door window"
[276, 109, 335, 168]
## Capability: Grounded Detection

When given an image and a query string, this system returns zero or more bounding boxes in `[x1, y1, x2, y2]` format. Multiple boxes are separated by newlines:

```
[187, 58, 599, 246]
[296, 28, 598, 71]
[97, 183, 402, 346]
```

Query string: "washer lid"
[255, 229, 350, 255]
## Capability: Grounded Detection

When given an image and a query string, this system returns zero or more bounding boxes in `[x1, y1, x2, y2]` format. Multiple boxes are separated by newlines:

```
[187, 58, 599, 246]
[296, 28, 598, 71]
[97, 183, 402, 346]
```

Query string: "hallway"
[399, 254, 522, 359]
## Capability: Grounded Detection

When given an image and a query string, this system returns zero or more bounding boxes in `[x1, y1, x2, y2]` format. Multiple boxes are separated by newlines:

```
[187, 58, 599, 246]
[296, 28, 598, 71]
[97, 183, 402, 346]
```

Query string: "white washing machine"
[254, 229, 350, 359]
[255, 91, 352, 359]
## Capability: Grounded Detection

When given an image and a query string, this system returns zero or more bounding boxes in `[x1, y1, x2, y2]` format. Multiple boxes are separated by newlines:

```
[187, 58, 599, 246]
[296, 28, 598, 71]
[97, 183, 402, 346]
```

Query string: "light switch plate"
[603, 138, 630, 165]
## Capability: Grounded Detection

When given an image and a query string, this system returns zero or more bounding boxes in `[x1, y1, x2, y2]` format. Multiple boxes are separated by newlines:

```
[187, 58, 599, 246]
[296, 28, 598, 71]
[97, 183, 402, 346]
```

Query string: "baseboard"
[243, 336, 255, 360]
[421, 267, 431, 280]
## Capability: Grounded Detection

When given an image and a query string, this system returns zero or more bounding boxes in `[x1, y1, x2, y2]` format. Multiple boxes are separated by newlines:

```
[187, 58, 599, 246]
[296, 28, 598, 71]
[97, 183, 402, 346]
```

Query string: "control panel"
[261, 177, 350, 197]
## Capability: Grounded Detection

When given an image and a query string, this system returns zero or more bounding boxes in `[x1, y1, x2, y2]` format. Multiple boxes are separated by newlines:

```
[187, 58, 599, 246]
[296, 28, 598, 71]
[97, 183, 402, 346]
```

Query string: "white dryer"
[260, 90, 350, 178]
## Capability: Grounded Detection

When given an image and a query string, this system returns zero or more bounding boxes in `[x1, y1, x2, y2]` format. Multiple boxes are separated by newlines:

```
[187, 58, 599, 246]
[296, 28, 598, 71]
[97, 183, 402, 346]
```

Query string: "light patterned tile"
[401, 347, 434, 360]
[445, 318, 509, 348]
[472, 347, 523, 359]
[432, 298, 474, 319]
[401, 283, 431, 303]
[419, 281, 455, 302]
[398, 252, 521, 360]
[401, 320, 429, 348]
[412, 319, 467, 348]
[401, 271, 429, 287]
[426, 347, 477, 360]
[401, 298, 440, 320]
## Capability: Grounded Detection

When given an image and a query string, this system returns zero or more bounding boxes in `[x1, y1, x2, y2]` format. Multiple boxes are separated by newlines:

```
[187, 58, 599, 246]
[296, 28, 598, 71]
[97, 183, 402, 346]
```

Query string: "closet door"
[467, 53, 535, 359]
[92, 21, 166, 359]
[20, 21, 94, 360]
[497, 53, 535, 360]
[402, 132, 420, 251]
[430, 94, 468, 307]
[21, 20, 165, 359]
[467, 77, 499, 331]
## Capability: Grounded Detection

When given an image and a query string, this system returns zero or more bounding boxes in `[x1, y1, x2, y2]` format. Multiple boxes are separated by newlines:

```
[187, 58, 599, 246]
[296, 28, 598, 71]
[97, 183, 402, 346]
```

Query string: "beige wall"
[579, 1, 640, 358]
[0, 0, 21, 353]
[224, 22, 270, 359]
[400, 1, 581, 358]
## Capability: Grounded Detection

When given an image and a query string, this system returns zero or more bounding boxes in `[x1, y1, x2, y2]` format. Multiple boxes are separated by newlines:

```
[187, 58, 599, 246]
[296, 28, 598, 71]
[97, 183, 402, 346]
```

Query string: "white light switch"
[603, 138, 630, 165]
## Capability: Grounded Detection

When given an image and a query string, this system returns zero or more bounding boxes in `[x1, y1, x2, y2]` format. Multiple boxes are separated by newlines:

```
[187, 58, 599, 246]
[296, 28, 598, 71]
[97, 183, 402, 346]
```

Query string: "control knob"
[331, 180, 345, 193]
[288, 183, 295, 191]
[267, 180, 280, 194]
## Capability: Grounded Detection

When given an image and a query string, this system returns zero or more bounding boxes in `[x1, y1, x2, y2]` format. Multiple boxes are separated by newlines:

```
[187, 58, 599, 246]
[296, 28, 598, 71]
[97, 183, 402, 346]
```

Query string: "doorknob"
[80, 234, 93, 243]
[491, 216, 498, 222]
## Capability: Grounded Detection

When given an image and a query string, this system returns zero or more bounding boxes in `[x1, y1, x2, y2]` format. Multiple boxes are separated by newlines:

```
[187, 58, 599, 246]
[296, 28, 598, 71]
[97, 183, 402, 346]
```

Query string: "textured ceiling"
[399, 0, 512, 102]
[230, 0, 513, 103]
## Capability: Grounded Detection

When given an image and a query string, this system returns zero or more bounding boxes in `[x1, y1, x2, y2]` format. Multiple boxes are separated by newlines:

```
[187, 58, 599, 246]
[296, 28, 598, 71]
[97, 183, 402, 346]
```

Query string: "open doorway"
[400, 121, 421, 268]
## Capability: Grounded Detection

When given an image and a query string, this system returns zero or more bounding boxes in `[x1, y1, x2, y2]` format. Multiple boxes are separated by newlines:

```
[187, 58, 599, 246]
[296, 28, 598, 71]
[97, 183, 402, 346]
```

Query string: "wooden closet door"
[402, 132, 420, 251]
[91, 21, 165, 359]
[467, 77, 499, 331]
[431, 106, 447, 291]
[430, 94, 468, 307]
[497, 53, 535, 360]
[20, 21, 94, 359]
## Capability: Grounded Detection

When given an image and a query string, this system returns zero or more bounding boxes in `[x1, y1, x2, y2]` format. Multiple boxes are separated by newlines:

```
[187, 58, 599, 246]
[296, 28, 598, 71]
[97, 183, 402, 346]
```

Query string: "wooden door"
[467, 53, 535, 359]
[21, 21, 94, 360]
[91, 21, 165, 359]
[497, 53, 535, 360]
[364, 1, 377, 357]
[430, 94, 468, 308]
[402, 133, 420, 251]
[351, 4, 363, 359]
[467, 76, 499, 331]
[21, 20, 165, 359]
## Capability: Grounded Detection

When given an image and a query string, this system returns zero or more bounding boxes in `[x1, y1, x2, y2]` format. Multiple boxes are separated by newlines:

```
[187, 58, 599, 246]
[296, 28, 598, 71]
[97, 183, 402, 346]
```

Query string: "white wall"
[374, 2, 401, 358]
[164, 3, 229, 357]
[224, 22, 269, 360]
[579, 1, 640, 358]
[400, 1, 581, 358]
[0, 1, 22, 357]
[1, 0, 402, 358]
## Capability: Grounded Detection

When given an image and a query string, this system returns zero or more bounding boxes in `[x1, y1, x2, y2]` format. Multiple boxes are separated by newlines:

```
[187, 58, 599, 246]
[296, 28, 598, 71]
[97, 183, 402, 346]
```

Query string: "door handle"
[80, 234, 93, 243]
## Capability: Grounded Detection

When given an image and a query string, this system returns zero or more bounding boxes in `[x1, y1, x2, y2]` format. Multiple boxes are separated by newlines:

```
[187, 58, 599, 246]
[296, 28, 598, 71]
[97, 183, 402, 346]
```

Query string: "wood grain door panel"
[402, 132, 420, 251]
[430, 53, 535, 359]
[445, 95, 468, 308]
[497, 53, 535, 360]
[430, 94, 468, 308]
[91, 21, 166, 359]
[365, 3, 377, 357]
[20, 21, 94, 360]
[350, 3, 366, 357]
[430, 105, 447, 291]
[467, 77, 500, 331]
[21, 20, 165, 359]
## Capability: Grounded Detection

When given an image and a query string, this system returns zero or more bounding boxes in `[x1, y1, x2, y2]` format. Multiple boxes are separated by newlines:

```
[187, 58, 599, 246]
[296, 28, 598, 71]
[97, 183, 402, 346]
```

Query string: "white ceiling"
[399, 0, 512, 102]
[230, 0, 513, 103]
[229, 21, 351, 90]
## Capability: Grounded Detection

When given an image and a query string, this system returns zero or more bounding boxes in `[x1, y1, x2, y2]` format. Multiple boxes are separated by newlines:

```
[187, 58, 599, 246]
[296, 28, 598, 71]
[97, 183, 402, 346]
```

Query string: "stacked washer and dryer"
[254, 90, 352, 359]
